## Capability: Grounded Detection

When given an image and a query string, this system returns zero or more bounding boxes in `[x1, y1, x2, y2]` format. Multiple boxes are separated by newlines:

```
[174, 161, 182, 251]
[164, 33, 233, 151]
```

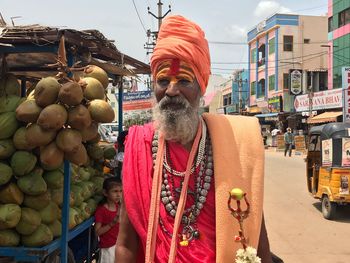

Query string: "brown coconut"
[80, 122, 98, 142]
[34, 77, 61, 107]
[37, 104, 67, 131]
[65, 143, 88, 166]
[26, 123, 56, 147]
[40, 141, 64, 169]
[88, 133, 101, 144]
[80, 77, 105, 100]
[67, 105, 92, 130]
[83, 65, 109, 89]
[88, 100, 114, 123]
[15, 100, 42, 123]
[56, 128, 82, 153]
[58, 82, 83, 106]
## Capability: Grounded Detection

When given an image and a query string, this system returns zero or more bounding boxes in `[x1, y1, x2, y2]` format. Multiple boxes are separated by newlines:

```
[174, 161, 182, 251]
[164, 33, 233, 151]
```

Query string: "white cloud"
[225, 24, 248, 41]
[254, 1, 291, 18]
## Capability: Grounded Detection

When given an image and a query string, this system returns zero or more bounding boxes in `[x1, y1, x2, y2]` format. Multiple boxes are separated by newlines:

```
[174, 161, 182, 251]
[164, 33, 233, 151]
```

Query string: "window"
[338, 8, 350, 27]
[251, 48, 257, 63]
[223, 94, 231, 106]
[268, 38, 275, 54]
[283, 35, 293, 51]
[268, 75, 275, 91]
[258, 79, 265, 98]
[283, 73, 290, 90]
[304, 39, 310, 44]
[328, 16, 333, 32]
[250, 81, 256, 95]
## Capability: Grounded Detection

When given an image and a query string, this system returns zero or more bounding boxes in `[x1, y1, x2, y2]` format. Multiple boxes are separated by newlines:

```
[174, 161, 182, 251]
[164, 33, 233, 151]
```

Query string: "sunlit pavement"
[264, 150, 350, 263]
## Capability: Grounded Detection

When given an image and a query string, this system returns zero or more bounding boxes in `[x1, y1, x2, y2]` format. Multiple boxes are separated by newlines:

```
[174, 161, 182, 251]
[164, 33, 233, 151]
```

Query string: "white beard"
[152, 96, 199, 145]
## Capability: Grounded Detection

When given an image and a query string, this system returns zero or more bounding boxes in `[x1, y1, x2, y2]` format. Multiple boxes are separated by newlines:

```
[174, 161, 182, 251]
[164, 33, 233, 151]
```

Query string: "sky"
[1, 0, 328, 77]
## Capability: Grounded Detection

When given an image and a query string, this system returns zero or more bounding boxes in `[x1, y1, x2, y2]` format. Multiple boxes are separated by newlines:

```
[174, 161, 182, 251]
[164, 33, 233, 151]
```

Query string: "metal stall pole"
[118, 76, 123, 133]
[60, 52, 74, 263]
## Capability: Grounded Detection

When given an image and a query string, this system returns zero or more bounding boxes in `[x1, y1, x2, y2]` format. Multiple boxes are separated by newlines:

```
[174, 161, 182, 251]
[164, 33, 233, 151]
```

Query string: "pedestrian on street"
[284, 128, 294, 157]
[116, 15, 273, 263]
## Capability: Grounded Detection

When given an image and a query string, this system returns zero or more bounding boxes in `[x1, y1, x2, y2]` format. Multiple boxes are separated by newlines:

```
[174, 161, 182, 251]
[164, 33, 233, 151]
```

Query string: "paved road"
[264, 150, 350, 263]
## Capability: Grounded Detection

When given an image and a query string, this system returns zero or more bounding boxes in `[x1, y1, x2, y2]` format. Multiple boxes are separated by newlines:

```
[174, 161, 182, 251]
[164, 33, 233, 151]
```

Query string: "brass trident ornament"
[227, 188, 250, 249]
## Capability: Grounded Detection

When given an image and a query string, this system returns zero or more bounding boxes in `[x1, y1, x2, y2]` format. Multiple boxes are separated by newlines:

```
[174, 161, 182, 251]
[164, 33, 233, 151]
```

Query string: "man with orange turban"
[116, 15, 273, 263]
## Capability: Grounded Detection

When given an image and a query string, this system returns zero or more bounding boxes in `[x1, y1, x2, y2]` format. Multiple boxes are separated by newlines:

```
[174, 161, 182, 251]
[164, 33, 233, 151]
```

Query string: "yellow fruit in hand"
[230, 188, 244, 200]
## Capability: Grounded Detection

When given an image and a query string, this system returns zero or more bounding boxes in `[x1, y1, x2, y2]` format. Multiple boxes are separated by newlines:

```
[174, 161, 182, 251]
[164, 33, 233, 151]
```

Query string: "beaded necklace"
[151, 120, 214, 245]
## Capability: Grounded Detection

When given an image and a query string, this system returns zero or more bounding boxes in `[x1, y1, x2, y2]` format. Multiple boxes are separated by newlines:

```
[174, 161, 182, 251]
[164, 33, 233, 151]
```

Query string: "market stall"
[0, 23, 149, 263]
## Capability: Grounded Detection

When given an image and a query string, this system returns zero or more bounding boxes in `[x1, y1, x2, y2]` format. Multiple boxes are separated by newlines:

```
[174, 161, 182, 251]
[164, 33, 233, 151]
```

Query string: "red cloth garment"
[150, 15, 211, 95]
[95, 203, 120, 248]
[123, 123, 215, 262]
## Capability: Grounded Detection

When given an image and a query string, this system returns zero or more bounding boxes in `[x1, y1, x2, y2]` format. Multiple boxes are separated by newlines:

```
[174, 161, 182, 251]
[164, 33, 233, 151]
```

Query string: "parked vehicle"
[306, 122, 350, 219]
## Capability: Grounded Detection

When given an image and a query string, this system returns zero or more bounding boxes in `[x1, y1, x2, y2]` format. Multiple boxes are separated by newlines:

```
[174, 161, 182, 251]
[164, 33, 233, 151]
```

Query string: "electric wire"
[132, 0, 147, 33]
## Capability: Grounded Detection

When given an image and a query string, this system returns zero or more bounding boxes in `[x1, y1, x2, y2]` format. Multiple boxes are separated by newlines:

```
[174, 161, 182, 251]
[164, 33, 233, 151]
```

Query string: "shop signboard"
[321, 138, 333, 166]
[294, 89, 342, 112]
[341, 138, 350, 166]
[342, 67, 350, 122]
[268, 96, 282, 112]
[290, 69, 302, 95]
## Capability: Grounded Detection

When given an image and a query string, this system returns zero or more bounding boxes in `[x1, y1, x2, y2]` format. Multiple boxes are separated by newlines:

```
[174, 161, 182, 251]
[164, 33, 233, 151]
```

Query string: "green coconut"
[15, 207, 41, 235]
[56, 128, 82, 153]
[40, 141, 64, 170]
[23, 191, 51, 211]
[67, 104, 92, 130]
[80, 122, 98, 142]
[76, 181, 94, 201]
[17, 167, 47, 195]
[21, 223, 53, 247]
[78, 167, 92, 181]
[0, 112, 19, 139]
[90, 176, 104, 194]
[0, 139, 15, 160]
[69, 207, 81, 229]
[88, 100, 114, 123]
[80, 77, 105, 100]
[13, 127, 35, 150]
[0, 204, 21, 230]
[39, 201, 59, 224]
[34, 77, 61, 107]
[86, 198, 97, 214]
[0, 162, 13, 186]
[47, 220, 62, 237]
[37, 104, 68, 131]
[0, 229, 20, 246]
[15, 99, 42, 123]
[43, 170, 64, 189]
[103, 145, 116, 159]
[79, 202, 92, 220]
[26, 123, 56, 148]
[83, 65, 109, 89]
[0, 95, 22, 113]
[65, 143, 88, 166]
[0, 183, 24, 205]
[10, 151, 37, 176]
[50, 188, 63, 207]
[0, 73, 20, 97]
[58, 81, 84, 106]
[73, 207, 83, 225]
[70, 185, 84, 206]
[93, 194, 104, 204]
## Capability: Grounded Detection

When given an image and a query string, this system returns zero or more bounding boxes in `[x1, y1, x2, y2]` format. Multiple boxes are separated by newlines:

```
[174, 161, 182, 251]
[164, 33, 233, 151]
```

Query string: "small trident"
[228, 188, 250, 249]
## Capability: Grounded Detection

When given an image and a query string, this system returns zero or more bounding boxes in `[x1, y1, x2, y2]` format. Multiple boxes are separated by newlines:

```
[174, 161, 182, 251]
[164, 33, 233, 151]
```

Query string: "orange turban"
[150, 15, 211, 95]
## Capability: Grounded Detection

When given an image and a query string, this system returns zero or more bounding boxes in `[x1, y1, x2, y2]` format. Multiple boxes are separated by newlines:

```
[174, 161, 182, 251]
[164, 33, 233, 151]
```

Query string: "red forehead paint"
[168, 59, 180, 76]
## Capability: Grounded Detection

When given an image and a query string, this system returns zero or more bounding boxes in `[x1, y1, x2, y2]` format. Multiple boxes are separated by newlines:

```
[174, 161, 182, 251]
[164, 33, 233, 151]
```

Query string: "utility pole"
[145, 0, 171, 55]
[232, 70, 248, 115]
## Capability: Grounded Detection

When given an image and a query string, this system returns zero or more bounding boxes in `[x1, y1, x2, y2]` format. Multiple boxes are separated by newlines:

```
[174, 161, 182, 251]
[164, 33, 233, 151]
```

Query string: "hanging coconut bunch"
[0, 68, 112, 248]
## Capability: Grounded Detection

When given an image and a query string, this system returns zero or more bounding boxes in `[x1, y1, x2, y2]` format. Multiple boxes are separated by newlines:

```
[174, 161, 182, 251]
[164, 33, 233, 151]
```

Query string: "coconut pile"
[0, 66, 117, 247]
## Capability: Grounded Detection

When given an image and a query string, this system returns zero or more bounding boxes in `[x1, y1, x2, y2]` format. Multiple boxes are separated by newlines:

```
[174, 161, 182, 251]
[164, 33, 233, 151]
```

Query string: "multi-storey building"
[328, 0, 350, 89]
[247, 13, 328, 123]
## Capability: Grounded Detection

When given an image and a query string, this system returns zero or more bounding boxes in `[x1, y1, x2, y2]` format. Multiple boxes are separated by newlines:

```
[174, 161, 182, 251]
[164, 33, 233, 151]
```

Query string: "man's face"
[154, 59, 201, 107]
[152, 59, 201, 144]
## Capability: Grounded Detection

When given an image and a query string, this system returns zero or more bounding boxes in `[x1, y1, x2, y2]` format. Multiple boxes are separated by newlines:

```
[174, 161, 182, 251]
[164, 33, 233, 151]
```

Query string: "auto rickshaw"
[306, 122, 350, 219]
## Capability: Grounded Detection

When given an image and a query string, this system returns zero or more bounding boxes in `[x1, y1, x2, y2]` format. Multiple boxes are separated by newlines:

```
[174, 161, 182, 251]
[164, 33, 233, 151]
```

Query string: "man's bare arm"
[115, 199, 139, 263]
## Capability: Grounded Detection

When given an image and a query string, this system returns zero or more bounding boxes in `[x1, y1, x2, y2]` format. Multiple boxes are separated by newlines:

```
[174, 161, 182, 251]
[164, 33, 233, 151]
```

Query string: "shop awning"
[307, 111, 342, 124]
[255, 113, 279, 118]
